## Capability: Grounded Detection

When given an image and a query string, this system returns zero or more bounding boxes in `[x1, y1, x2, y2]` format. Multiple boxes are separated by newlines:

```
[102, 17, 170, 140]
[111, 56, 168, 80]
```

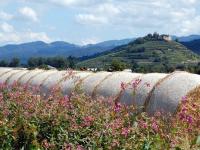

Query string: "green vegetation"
[78, 34, 200, 73]
[110, 59, 127, 71]
[27, 56, 76, 70]
[0, 57, 20, 67]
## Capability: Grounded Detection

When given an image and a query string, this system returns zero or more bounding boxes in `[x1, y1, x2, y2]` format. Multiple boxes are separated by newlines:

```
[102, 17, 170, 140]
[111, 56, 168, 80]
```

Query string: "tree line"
[0, 56, 77, 70]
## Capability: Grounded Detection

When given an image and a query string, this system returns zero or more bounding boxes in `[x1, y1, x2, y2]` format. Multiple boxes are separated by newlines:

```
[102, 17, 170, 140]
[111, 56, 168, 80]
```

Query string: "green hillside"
[78, 34, 200, 73]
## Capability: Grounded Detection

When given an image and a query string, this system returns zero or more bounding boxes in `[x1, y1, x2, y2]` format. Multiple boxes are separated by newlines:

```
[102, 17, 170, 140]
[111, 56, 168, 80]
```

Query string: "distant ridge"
[181, 39, 200, 54]
[0, 38, 134, 63]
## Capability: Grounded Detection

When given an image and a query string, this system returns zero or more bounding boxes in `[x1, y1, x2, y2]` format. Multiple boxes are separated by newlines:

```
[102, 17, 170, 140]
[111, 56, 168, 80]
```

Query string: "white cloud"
[49, 0, 109, 7]
[81, 37, 99, 45]
[0, 22, 14, 33]
[0, 30, 51, 45]
[19, 7, 38, 22]
[50, 0, 80, 6]
[0, 11, 13, 21]
[76, 14, 108, 25]
[73, 0, 200, 36]
[27, 31, 51, 42]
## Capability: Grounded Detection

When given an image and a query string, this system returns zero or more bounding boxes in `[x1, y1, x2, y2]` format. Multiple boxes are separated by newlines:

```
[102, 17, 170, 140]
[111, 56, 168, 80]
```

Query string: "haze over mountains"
[0, 34, 200, 64]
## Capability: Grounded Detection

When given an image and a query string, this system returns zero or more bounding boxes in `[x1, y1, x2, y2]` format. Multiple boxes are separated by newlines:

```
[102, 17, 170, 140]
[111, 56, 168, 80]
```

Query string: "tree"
[9, 57, 20, 67]
[131, 60, 139, 72]
[0, 60, 8, 67]
[28, 57, 39, 68]
[175, 38, 179, 42]
[68, 56, 75, 69]
[110, 59, 127, 71]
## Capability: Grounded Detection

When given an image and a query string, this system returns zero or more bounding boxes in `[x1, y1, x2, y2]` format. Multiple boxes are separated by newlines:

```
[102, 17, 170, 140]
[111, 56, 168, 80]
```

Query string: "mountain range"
[0, 34, 200, 64]
[0, 38, 134, 63]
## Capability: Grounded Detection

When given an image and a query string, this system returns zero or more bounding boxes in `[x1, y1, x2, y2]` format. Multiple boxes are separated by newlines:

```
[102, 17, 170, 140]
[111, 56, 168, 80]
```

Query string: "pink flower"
[152, 122, 159, 132]
[186, 115, 193, 124]
[114, 102, 121, 112]
[121, 82, 126, 90]
[77, 145, 84, 150]
[64, 143, 72, 150]
[83, 116, 94, 127]
[145, 82, 151, 87]
[59, 96, 70, 107]
[121, 127, 130, 137]
[181, 96, 187, 103]
[42, 139, 50, 149]
[112, 140, 120, 147]
[132, 79, 142, 89]
[139, 120, 148, 129]
[0, 93, 3, 102]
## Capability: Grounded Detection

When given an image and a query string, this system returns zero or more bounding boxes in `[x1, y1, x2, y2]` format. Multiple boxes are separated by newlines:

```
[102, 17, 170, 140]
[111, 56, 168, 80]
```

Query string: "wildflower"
[181, 96, 187, 103]
[112, 140, 120, 147]
[42, 139, 50, 149]
[114, 102, 121, 112]
[121, 127, 130, 137]
[152, 122, 159, 132]
[186, 115, 193, 124]
[145, 82, 151, 87]
[139, 120, 148, 129]
[0, 93, 3, 102]
[59, 95, 70, 107]
[63, 143, 72, 150]
[77, 145, 84, 150]
[132, 79, 142, 89]
[83, 116, 94, 127]
[121, 82, 126, 90]
[155, 111, 161, 117]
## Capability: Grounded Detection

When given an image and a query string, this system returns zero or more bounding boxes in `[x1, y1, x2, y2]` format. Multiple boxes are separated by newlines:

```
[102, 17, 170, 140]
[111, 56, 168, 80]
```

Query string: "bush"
[0, 83, 199, 149]
[110, 59, 127, 71]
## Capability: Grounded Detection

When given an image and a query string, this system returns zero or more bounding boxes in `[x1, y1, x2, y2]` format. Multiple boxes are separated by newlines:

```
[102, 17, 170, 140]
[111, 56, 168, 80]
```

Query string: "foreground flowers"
[0, 83, 199, 149]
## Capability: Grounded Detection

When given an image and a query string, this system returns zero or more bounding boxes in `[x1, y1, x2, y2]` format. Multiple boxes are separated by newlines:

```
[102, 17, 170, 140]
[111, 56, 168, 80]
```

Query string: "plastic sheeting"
[146, 72, 200, 114]
[120, 73, 167, 107]
[0, 68, 200, 113]
[28, 70, 58, 86]
[60, 71, 92, 95]
[0, 69, 23, 84]
[95, 72, 142, 98]
[7, 70, 29, 85]
[0, 67, 13, 77]
[81, 72, 112, 96]
[18, 69, 45, 85]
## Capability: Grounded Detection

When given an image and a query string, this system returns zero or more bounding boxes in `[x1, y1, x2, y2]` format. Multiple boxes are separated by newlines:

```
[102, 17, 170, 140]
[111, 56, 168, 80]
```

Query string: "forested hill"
[78, 34, 200, 72]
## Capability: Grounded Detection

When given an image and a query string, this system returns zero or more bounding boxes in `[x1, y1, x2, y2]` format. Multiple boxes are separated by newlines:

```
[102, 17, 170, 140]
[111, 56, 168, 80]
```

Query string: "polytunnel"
[0, 67, 200, 114]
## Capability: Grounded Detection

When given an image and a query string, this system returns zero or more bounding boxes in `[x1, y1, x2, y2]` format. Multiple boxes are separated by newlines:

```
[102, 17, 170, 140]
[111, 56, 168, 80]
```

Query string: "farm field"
[0, 68, 199, 149]
[1, 0, 200, 149]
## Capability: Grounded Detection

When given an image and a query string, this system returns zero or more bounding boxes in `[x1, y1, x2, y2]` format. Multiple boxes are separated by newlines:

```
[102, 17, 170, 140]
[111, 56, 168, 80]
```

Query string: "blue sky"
[0, 0, 200, 45]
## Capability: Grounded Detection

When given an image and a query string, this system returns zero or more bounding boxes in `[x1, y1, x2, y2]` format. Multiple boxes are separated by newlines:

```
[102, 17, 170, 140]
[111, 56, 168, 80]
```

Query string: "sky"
[0, 0, 200, 45]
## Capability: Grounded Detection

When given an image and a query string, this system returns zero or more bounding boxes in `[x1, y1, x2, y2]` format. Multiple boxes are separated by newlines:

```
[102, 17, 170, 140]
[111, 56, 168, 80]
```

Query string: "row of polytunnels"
[0, 67, 200, 114]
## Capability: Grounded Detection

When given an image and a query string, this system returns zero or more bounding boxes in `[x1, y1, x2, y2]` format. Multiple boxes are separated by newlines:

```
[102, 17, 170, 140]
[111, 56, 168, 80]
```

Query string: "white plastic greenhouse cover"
[80, 72, 112, 96]
[0, 68, 200, 114]
[146, 71, 200, 114]
[94, 72, 142, 98]
[120, 73, 167, 107]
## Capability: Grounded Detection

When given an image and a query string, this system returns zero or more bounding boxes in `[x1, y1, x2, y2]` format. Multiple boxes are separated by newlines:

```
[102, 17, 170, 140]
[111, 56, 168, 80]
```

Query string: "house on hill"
[160, 35, 172, 41]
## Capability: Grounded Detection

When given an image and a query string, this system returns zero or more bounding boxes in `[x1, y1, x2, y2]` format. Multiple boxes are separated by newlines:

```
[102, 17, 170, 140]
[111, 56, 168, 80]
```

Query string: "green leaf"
[196, 135, 200, 145]
[142, 140, 151, 150]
